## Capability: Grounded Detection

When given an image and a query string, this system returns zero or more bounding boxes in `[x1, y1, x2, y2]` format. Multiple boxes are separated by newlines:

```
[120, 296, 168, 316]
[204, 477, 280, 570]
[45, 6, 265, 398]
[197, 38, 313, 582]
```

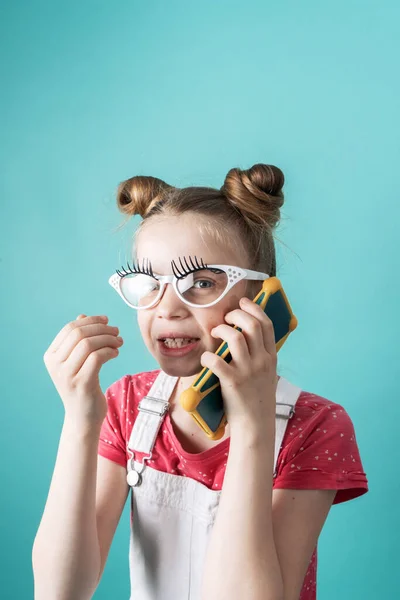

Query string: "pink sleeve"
[97, 376, 129, 468]
[273, 401, 369, 505]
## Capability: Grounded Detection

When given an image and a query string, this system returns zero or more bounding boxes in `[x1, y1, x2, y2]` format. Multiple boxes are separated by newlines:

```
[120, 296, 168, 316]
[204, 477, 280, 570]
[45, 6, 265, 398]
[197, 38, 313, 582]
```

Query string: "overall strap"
[126, 371, 177, 486]
[274, 377, 302, 476]
[128, 371, 177, 454]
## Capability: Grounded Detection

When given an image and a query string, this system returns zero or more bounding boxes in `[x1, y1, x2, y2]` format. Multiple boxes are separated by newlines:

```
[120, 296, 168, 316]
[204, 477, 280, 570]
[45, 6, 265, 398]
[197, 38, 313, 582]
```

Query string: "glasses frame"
[108, 264, 270, 310]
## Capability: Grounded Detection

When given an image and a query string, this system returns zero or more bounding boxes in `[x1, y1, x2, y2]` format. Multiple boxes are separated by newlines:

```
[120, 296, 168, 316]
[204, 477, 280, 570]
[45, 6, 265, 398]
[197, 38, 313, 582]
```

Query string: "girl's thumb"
[76, 314, 87, 319]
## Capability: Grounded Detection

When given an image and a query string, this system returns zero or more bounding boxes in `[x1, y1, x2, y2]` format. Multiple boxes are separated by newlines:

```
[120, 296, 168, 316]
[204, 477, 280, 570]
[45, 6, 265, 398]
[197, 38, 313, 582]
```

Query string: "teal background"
[1, 0, 398, 598]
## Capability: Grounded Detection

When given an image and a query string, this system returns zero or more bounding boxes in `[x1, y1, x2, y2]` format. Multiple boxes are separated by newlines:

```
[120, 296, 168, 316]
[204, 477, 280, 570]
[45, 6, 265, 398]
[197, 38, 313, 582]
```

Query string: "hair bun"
[221, 163, 285, 229]
[116, 175, 173, 218]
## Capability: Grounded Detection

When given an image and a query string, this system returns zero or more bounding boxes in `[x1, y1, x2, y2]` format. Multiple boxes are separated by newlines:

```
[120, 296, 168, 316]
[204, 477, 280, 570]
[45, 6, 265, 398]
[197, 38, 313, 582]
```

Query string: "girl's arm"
[201, 421, 283, 600]
[32, 418, 104, 600]
[33, 313, 127, 599]
[200, 299, 338, 600]
[200, 420, 337, 600]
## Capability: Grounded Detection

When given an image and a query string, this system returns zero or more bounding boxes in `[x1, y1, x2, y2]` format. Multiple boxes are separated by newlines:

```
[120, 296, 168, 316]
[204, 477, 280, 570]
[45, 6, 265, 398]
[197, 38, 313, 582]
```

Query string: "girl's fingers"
[210, 323, 250, 366]
[46, 315, 108, 354]
[239, 298, 276, 356]
[67, 333, 123, 376]
[222, 306, 266, 357]
[55, 323, 119, 363]
[200, 350, 232, 382]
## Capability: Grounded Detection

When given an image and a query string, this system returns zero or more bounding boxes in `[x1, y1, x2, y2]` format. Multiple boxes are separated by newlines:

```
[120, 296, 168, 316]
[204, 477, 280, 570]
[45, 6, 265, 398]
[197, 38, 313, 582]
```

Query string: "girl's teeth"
[163, 338, 197, 348]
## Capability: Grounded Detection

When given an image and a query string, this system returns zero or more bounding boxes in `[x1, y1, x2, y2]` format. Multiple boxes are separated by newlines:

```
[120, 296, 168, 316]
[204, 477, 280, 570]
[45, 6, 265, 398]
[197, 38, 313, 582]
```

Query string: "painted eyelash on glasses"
[171, 256, 209, 279]
[115, 256, 211, 280]
[116, 258, 155, 278]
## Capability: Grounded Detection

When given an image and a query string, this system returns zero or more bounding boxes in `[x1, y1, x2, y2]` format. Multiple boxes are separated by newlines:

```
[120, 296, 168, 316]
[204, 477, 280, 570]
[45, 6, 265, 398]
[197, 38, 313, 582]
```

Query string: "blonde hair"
[114, 163, 285, 279]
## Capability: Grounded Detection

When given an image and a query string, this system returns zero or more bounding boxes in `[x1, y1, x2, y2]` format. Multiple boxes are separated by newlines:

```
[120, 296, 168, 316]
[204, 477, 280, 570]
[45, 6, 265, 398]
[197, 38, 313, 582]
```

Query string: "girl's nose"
[156, 283, 188, 316]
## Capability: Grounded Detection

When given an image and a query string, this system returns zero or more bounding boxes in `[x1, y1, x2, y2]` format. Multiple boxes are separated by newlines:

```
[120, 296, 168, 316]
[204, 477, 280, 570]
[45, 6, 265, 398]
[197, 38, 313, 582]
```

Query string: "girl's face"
[135, 214, 258, 384]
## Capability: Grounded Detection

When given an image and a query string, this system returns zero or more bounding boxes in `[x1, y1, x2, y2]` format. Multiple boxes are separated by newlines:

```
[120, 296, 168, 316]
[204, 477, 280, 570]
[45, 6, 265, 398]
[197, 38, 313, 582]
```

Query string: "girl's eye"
[193, 279, 213, 289]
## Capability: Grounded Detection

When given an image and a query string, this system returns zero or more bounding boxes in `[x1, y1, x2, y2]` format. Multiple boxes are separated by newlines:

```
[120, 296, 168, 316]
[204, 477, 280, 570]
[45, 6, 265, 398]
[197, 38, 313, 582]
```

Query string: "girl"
[33, 163, 368, 600]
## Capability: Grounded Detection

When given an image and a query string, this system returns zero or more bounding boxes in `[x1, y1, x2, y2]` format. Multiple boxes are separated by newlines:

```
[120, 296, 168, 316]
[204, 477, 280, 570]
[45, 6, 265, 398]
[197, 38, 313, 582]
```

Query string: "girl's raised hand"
[43, 314, 124, 428]
[200, 297, 278, 432]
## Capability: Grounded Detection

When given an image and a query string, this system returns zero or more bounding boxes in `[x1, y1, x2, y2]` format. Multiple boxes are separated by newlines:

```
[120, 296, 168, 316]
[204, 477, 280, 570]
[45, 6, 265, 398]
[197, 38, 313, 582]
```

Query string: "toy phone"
[179, 277, 298, 440]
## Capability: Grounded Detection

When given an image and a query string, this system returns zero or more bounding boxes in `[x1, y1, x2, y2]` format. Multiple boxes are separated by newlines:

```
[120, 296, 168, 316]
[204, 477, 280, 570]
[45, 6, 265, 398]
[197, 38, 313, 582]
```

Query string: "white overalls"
[126, 370, 302, 600]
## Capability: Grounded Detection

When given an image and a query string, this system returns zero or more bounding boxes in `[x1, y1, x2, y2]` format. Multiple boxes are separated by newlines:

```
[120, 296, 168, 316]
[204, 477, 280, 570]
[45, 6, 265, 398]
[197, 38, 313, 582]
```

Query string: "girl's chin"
[158, 360, 203, 379]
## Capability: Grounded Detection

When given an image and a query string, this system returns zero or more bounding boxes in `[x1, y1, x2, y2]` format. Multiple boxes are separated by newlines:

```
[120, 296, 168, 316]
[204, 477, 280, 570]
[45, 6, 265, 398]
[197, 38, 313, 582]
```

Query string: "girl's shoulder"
[296, 388, 345, 413]
[287, 388, 357, 446]
[294, 388, 353, 425]
[275, 386, 368, 504]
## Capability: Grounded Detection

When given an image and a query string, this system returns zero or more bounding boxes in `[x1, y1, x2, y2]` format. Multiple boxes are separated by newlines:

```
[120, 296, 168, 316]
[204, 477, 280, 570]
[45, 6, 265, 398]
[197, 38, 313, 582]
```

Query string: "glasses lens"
[120, 274, 160, 308]
[176, 268, 228, 306]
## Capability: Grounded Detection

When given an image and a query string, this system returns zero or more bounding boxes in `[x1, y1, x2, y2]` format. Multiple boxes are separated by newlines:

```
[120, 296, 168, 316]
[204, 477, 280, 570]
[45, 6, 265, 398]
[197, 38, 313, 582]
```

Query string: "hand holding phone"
[179, 277, 297, 440]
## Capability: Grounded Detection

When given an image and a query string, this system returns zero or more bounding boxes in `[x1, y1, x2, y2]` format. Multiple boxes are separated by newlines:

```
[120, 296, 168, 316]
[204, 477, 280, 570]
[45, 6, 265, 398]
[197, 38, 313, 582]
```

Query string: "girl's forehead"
[135, 253, 236, 273]
[135, 214, 249, 270]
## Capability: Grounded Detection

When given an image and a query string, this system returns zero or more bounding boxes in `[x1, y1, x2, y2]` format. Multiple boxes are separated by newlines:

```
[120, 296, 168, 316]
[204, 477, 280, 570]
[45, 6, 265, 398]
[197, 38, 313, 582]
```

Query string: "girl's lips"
[157, 339, 200, 357]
